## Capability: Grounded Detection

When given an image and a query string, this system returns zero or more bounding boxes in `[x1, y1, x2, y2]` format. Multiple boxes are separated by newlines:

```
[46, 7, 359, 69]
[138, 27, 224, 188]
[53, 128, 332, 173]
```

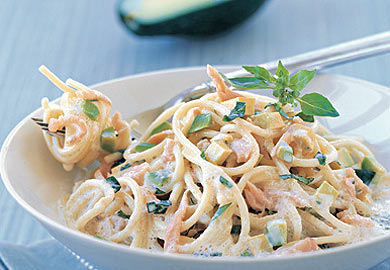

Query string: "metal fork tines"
[31, 117, 65, 137]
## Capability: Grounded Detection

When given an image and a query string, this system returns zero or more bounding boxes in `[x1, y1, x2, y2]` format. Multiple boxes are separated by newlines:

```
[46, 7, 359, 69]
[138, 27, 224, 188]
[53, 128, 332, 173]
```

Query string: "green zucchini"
[118, 0, 266, 36]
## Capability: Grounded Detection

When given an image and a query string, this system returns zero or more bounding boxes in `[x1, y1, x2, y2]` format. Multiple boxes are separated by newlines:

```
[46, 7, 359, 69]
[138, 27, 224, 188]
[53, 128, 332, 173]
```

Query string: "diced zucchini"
[315, 181, 339, 206]
[337, 148, 355, 168]
[265, 219, 287, 246]
[361, 156, 386, 174]
[251, 112, 285, 129]
[276, 142, 293, 163]
[222, 97, 256, 116]
[100, 127, 116, 153]
[248, 234, 273, 253]
[210, 133, 234, 144]
[204, 140, 232, 165]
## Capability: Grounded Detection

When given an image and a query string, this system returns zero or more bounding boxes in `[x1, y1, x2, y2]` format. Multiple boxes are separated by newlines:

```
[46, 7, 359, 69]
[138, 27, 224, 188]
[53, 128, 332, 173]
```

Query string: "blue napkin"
[0, 239, 388, 270]
[0, 239, 96, 270]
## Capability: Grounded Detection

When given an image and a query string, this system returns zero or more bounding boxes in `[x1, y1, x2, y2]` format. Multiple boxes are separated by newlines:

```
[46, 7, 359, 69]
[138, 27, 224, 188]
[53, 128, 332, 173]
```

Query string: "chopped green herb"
[200, 151, 208, 161]
[219, 176, 232, 188]
[240, 249, 253, 257]
[211, 202, 232, 221]
[354, 169, 376, 185]
[117, 210, 130, 219]
[88, 99, 98, 102]
[155, 187, 166, 194]
[187, 113, 212, 134]
[280, 174, 314, 185]
[134, 142, 155, 152]
[81, 100, 100, 120]
[105, 176, 121, 192]
[264, 102, 292, 120]
[231, 224, 241, 234]
[315, 152, 327, 165]
[94, 234, 104, 240]
[150, 121, 171, 136]
[120, 163, 131, 171]
[194, 252, 223, 257]
[356, 189, 363, 195]
[118, 148, 126, 153]
[316, 200, 321, 205]
[100, 127, 116, 153]
[146, 169, 171, 186]
[222, 101, 246, 121]
[147, 200, 171, 214]
[265, 209, 277, 215]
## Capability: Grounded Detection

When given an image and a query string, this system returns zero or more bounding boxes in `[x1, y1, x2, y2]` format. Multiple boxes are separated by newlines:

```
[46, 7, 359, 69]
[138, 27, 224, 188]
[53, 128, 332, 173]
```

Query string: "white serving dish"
[1, 66, 389, 270]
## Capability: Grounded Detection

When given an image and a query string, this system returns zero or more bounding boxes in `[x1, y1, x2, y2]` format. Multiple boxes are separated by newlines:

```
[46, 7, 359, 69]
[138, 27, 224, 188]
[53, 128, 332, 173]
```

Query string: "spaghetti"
[39, 65, 389, 257]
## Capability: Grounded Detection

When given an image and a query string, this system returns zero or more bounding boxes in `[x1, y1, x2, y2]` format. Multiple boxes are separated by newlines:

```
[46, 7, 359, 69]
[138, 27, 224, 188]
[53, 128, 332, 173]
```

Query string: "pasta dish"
[36, 64, 390, 257]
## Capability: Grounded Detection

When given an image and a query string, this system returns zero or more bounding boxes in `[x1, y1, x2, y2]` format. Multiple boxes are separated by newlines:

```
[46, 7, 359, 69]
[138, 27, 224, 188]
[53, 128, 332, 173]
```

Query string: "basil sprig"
[222, 101, 246, 121]
[222, 61, 339, 122]
[280, 174, 314, 185]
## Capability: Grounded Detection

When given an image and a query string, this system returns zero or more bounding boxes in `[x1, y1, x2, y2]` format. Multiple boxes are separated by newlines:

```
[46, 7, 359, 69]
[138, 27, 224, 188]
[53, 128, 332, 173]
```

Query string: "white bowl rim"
[1, 66, 389, 263]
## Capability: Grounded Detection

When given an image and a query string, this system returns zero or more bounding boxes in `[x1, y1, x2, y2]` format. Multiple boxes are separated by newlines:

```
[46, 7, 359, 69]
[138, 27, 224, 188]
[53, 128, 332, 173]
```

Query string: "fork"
[32, 31, 390, 138]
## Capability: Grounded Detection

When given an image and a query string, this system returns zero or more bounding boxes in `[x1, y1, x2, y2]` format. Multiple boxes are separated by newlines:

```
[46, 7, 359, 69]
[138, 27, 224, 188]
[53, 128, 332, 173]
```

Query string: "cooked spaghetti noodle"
[39, 65, 389, 257]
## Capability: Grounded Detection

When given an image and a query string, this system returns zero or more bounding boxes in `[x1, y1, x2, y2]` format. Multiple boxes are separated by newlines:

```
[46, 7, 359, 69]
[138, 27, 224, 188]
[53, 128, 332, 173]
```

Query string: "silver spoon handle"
[168, 31, 390, 107]
[228, 31, 390, 77]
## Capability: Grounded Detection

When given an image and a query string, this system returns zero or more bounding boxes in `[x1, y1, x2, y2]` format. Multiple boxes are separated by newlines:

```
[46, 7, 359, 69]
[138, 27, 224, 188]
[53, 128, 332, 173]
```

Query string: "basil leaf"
[222, 101, 246, 121]
[219, 176, 232, 188]
[243, 65, 275, 83]
[88, 99, 98, 102]
[315, 152, 327, 165]
[188, 113, 212, 134]
[211, 202, 232, 221]
[134, 142, 155, 152]
[94, 234, 104, 240]
[220, 72, 270, 89]
[200, 151, 208, 161]
[230, 224, 241, 234]
[296, 93, 339, 117]
[105, 176, 121, 192]
[280, 174, 314, 185]
[265, 102, 292, 120]
[150, 121, 171, 136]
[117, 210, 130, 219]
[275, 61, 289, 86]
[146, 169, 171, 186]
[354, 169, 376, 185]
[82, 100, 100, 120]
[120, 163, 131, 171]
[289, 69, 316, 92]
[296, 112, 314, 122]
[146, 200, 171, 214]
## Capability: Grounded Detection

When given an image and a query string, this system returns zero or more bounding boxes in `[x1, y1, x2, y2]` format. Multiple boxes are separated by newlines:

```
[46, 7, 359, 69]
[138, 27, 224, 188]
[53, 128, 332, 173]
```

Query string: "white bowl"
[1, 67, 389, 270]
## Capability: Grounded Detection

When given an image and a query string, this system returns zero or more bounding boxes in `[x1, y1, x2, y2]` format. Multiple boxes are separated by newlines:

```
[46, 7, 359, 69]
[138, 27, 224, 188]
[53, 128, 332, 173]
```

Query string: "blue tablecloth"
[0, 0, 389, 269]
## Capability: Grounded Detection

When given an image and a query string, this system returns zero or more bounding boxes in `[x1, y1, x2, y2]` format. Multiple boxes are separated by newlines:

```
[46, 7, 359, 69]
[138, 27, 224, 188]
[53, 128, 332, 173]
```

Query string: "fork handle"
[167, 31, 390, 107]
